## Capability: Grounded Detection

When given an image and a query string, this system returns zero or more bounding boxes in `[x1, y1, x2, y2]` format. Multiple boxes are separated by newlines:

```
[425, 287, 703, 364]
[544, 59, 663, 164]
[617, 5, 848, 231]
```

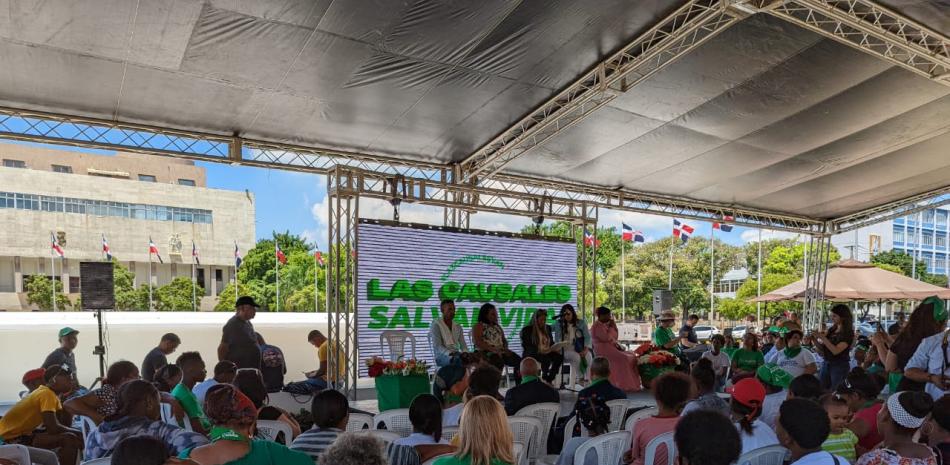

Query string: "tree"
[25, 275, 71, 311]
[155, 277, 204, 311]
[717, 297, 755, 321]
[870, 250, 920, 277]
[113, 261, 149, 311]
[520, 221, 623, 273]
[736, 273, 800, 319]
[873, 263, 905, 275]
[743, 239, 800, 276]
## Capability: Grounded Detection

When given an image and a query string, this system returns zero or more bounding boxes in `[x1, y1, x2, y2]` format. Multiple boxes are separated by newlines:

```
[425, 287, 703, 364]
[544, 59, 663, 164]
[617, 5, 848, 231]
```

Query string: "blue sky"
[6, 140, 800, 249]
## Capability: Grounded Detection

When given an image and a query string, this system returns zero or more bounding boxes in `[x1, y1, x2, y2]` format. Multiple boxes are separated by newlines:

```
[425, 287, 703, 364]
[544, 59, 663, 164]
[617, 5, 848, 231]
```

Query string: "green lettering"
[557, 286, 572, 303]
[478, 283, 497, 301]
[389, 306, 411, 329]
[413, 280, 433, 302]
[412, 306, 426, 328]
[439, 282, 460, 300]
[454, 308, 470, 328]
[367, 279, 389, 300]
[391, 280, 413, 300]
[495, 283, 513, 302]
[512, 284, 530, 302]
[499, 306, 518, 326]
[368, 306, 390, 329]
[459, 283, 481, 302]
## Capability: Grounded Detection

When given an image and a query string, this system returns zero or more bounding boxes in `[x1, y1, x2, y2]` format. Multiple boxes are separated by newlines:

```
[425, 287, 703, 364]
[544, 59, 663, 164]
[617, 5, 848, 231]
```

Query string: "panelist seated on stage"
[472, 303, 522, 384]
[519, 309, 564, 384]
[430, 299, 469, 368]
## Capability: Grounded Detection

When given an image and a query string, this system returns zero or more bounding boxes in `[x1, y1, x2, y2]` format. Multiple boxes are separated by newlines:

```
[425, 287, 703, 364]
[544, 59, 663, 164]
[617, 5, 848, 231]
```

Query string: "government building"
[0, 143, 256, 311]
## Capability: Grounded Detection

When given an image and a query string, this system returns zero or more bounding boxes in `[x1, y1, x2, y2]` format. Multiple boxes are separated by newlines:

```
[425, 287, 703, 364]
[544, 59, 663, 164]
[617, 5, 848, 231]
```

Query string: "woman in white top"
[554, 304, 593, 385]
[771, 329, 818, 378]
[395, 394, 447, 446]
[729, 378, 779, 455]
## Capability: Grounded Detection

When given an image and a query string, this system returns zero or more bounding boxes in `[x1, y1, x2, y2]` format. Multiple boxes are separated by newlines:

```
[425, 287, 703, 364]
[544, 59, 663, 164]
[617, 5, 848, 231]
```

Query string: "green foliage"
[762, 243, 841, 276]
[155, 277, 204, 311]
[717, 297, 755, 321]
[743, 239, 799, 276]
[736, 273, 800, 318]
[923, 273, 949, 287]
[114, 261, 149, 311]
[873, 263, 904, 275]
[870, 250, 918, 276]
[25, 275, 71, 311]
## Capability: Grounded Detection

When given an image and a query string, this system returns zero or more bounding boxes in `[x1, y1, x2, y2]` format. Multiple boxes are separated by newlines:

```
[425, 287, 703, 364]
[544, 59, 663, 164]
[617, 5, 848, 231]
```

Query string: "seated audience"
[291, 389, 350, 463]
[473, 303, 522, 384]
[85, 380, 207, 461]
[0, 365, 82, 465]
[42, 328, 81, 388]
[257, 332, 287, 392]
[153, 364, 182, 393]
[319, 433, 387, 465]
[434, 353, 478, 409]
[65, 360, 139, 424]
[776, 398, 846, 465]
[430, 299, 468, 368]
[771, 329, 818, 378]
[504, 357, 559, 415]
[232, 368, 301, 441]
[434, 395, 514, 465]
[444, 366, 503, 427]
[554, 304, 593, 386]
[855, 391, 938, 465]
[388, 394, 454, 465]
[674, 410, 742, 465]
[788, 373, 823, 402]
[820, 393, 858, 464]
[110, 435, 169, 465]
[21, 368, 45, 395]
[728, 377, 779, 455]
[590, 306, 641, 392]
[142, 333, 181, 382]
[885, 297, 946, 393]
[193, 361, 237, 405]
[756, 364, 792, 430]
[306, 330, 347, 391]
[926, 395, 950, 464]
[520, 309, 563, 383]
[178, 384, 311, 464]
[558, 390, 610, 465]
[700, 334, 730, 390]
[732, 333, 766, 381]
[574, 357, 626, 407]
[171, 351, 211, 434]
[837, 368, 884, 454]
[682, 358, 728, 417]
[624, 372, 691, 465]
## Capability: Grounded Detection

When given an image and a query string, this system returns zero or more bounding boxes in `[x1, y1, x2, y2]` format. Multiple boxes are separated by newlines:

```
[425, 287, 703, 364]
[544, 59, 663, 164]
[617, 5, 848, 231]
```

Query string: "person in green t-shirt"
[730, 333, 765, 380]
[171, 352, 211, 434]
[652, 310, 680, 355]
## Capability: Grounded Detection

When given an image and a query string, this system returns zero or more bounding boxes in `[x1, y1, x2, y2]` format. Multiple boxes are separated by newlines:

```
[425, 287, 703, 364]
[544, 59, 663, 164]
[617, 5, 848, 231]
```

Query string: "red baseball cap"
[726, 377, 766, 408]
[22, 368, 45, 384]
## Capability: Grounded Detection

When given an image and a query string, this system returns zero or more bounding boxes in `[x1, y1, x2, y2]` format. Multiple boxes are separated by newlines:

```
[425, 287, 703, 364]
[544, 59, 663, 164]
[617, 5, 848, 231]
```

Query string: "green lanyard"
[210, 426, 248, 443]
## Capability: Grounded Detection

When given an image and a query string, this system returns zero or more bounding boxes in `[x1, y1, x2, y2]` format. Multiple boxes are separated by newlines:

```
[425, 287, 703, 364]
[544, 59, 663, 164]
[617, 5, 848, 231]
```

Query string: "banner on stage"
[357, 221, 578, 375]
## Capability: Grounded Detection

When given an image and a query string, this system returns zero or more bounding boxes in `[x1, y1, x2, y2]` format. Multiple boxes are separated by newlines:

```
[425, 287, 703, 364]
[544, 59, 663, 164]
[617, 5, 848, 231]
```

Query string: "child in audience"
[776, 398, 847, 465]
[674, 411, 742, 465]
[110, 435, 169, 465]
[728, 377, 779, 455]
[623, 372, 691, 465]
[820, 394, 858, 464]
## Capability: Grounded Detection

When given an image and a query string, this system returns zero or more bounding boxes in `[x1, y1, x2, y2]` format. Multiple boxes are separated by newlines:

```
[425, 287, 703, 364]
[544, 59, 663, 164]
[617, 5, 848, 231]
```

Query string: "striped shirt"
[290, 427, 342, 463]
[821, 429, 858, 464]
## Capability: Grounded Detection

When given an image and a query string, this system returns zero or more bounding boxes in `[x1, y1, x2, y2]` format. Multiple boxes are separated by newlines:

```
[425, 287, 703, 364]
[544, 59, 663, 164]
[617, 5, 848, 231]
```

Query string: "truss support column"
[575, 205, 598, 322]
[802, 225, 833, 331]
[443, 165, 471, 228]
[327, 167, 360, 401]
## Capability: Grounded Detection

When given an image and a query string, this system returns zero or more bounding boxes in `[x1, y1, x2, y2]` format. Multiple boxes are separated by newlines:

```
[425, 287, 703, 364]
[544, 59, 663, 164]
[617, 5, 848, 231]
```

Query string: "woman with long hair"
[389, 394, 455, 464]
[882, 297, 947, 392]
[590, 306, 641, 392]
[855, 391, 937, 465]
[838, 368, 885, 454]
[178, 384, 311, 465]
[231, 368, 301, 441]
[727, 378, 778, 455]
[519, 309, 563, 383]
[434, 396, 514, 465]
[814, 304, 855, 390]
[65, 360, 139, 424]
[473, 303, 522, 384]
[554, 304, 593, 386]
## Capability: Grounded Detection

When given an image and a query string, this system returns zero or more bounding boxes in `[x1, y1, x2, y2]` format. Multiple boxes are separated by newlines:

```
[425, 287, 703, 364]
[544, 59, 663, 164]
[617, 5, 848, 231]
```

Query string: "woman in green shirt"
[177, 384, 311, 465]
[434, 395, 515, 465]
[652, 311, 680, 355]
[730, 333, 765, 381]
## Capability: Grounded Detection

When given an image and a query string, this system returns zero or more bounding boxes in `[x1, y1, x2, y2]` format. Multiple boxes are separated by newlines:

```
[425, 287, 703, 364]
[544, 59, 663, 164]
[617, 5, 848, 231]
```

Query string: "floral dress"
[855, 448, 938, 465]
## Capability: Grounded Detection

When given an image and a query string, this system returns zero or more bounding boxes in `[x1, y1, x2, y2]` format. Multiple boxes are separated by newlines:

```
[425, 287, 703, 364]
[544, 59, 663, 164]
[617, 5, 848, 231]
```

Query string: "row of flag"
[580, 215, 735, 247]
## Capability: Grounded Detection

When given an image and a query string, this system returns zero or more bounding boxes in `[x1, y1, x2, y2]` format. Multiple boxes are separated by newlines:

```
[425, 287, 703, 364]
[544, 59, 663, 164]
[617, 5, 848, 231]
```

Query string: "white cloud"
[739, 229, 802, 243]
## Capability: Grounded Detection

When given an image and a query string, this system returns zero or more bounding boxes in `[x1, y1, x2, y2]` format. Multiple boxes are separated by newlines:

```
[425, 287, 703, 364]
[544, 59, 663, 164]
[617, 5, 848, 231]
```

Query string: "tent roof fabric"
[0, 1, 948, 221]
[751, 259, 950, 302]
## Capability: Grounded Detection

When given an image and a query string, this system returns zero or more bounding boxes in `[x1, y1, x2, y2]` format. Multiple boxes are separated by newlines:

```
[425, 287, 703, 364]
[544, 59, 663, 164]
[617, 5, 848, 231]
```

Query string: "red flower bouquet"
[634, 343, 680, 388]
[364, 356, 429, 377]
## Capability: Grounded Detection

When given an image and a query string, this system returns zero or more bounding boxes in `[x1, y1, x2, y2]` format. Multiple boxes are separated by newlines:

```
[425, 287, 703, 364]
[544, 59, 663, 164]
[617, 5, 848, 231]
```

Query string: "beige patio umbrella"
[751, 259, 950, 302]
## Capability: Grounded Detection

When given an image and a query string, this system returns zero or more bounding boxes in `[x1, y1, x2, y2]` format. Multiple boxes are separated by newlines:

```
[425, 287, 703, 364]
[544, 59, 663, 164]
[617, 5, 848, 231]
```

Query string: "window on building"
[924, 232, 934, 247]
[69, 277, 80, 294]
[3, 159, 26, 168]
[869, 234, 881, 254]
[893, 228, 905, 244]
[0, 190, 212, 223]
[51, 164, 73, 173]
[925, 210, 936, 224]
[138, 174, 156, 182]
[177, 179, 196, 187]
[908, 231, 917, 246]
[938, 235, 947, 249]
[939, 210, 949, 229]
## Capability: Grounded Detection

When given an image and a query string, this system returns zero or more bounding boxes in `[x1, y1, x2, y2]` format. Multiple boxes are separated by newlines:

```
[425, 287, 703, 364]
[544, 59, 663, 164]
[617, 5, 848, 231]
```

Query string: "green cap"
[58, 327, 79, 338]
[756, 363, 792, 389]
[924, 296, 947, 323]
[768, 326, 788, 335]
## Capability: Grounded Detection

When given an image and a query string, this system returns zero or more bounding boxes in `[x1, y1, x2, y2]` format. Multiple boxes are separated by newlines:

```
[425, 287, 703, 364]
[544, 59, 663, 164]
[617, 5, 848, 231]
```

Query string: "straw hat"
[657, 310, 676, 321]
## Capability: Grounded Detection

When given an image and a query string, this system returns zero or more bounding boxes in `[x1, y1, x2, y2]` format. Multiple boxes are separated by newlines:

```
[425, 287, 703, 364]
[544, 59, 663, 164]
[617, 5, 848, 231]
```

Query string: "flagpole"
[621, 237, 626, 322]
[192, 250, 197, 312]
[148, 245, 153, 312]
[757, 229, 763, 323]
[51, 234, 57, 313]
[314, 253, 319, 313]
[710, 226, 715, 321]
[275, 241, 280, 313]
[668, 230, 674, 291]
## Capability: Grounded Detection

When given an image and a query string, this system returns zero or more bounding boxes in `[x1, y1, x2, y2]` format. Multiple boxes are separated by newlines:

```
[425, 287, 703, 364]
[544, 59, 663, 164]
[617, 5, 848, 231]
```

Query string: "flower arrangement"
[633, 343, 680, 388]
[365, 356, 429, 377]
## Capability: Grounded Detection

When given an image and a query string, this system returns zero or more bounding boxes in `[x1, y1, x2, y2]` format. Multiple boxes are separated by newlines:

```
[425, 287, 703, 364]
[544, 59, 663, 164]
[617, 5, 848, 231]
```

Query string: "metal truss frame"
[326, 168, 361, 400]
[457, 0, 742, 183]
[831, 185, 950, 233]
[802, 229, 834, 331]
[575, 219, 600, 323]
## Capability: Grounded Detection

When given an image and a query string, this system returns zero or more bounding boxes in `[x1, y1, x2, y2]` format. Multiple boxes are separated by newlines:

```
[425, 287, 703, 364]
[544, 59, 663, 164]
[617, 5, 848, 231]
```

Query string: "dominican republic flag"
[275, 242, 287, 265]
[622, 223, 645, 243]
[149, 236, 163, 263]
[50, 232, 65, 258]
[673, 219, 695, 244]
[315, 250, 325, 266]
[583, 228, 601, 247]
[713, 215, 734, 232]
[234, 242, 242, 269]
[192, 241, 200, 265]
[102, 234, 112, 260]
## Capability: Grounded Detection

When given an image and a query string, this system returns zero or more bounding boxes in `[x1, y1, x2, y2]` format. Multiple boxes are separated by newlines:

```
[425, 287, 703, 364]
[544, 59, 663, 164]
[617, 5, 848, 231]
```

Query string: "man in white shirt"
[776, 398, 848, 465]
[902, 297, 950, 400]
[192, 360, 236, 405]
[429, 299, 468, 367]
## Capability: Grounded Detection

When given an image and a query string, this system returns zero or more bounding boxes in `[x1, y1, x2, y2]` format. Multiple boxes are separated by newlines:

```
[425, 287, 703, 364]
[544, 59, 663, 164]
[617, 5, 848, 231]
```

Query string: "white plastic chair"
[442, 425, 459, 442]
[0, 445, 31, 465]
[515, 402, 560, 458]
[736, 445, 790, 465]
[623, 406, 657, 433]
[346, 412, 373, 431]
[79, 415, 97, 440]
[256, 419, 293, 444]
[507, 416, 542, 461]
[606, 399, 632, 432]
[374, 408, 413, 437]
[643, 431, 676, 465]
[561, 415, 579, 451]
[512, 441, 526, 465]
[357, 429, 402, 447]
[380, 330, 417, 360]
[81, 458, 112, 465]
[573, 430, 631, 465]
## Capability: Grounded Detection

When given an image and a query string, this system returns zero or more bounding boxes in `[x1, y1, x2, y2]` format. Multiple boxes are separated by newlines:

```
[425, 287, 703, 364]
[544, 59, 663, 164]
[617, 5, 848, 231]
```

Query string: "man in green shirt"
[653, 310, 680, 355]
[171, 351, 211, 434]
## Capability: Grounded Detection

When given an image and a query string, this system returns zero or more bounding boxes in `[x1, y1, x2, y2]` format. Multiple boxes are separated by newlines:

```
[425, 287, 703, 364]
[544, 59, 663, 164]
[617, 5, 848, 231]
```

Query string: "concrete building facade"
[0, 144, 256, 310]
